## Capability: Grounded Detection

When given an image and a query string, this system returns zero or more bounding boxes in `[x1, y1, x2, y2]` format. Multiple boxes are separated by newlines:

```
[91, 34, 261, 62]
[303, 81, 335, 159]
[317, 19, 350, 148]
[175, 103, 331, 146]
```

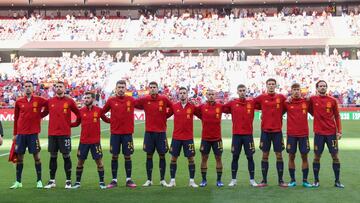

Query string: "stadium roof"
[0, 0, 359, 6]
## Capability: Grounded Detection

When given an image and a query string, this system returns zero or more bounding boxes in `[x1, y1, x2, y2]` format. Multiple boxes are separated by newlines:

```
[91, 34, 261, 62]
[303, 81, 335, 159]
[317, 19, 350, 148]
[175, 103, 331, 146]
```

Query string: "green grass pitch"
[0, 120, 359, 203]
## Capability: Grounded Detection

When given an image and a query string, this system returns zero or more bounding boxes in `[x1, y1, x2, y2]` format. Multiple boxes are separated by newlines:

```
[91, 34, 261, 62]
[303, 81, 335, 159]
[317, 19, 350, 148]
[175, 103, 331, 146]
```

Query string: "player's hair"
[116, 80, 126, 86]
[56, 81, 65, 86]
[316, 80, 327, 88]
[266, 78, 277, 85]
[85, 91, 95, 98]
[179, 87, 187, 92]
[149, 81, 158, 87]
[291, 83, 300, 89]
[237, 84, 246, 89]
[23, 80, 34, 87]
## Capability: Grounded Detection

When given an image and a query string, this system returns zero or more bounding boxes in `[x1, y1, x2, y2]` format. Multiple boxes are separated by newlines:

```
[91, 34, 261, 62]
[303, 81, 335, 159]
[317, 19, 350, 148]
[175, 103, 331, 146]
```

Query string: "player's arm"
[40, 100, 49, 118]
[100, 107, 111, 123]
[334, 99, 342, 139]
[253, 95, 261, 110]
[70, 99, 81, 127]
[308, 97, 314, 116]
[222, 101, 231, 114]
[281, 95, 287, 115]
[166, 103, 174, 118]
[134, 97, 144, 109]
[0, 120, 3, 146]
[100, 99, 111, 122]
[194, 105, 202, 119]
[13, 100, 20, 136]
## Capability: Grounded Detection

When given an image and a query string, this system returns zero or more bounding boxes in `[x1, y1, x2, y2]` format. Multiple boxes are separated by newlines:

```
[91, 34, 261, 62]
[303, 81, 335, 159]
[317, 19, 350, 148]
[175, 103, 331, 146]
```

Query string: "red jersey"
[223, 98, 256, 135]
[13, 95, 47, 135]
[254, 93, 286, 132]
[43, 96, 81, 136]
[309, 95, 342, 135]
[195, 102, 223, 141]
[102, 96, 135, 135]
[168, 102, 195, 140]
[284, 98, 309, 137]
[135, 95, 172, 133]
[72, 106, 109, 144]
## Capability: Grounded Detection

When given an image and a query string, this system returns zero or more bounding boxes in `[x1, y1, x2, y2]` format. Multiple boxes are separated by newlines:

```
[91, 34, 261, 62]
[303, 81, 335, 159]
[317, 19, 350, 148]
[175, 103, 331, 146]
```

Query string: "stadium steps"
[331, 17, 352, 37]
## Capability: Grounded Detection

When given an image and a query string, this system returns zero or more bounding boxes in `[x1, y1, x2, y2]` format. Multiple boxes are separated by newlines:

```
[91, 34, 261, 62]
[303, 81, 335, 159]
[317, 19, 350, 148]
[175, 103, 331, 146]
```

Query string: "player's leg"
[90, 143, 105, 189]
[143, 132, 155, 186]
[313, 134, 325, 187]
[286, 136, 296, 187]
[44, 136, 58, 189]
[243, 135, 257, 187]
[108, 134, 120, 188]
[122, 135, 136, 188]
[199, 140, 211, 187]
[274, 132, 286, 187]
[326, 136, 344, 188]
[229, 135, 240, 186]
[299, 137, 312, 188]
[59, 136, 72, 189]
[28, 134, 42, 188]
[168, 139, 181, 187]
[73, 143, 89, 188]
[259, 131, 271, 187]
[183, 139, 197, 187]
[155, 132, 169, 186]
[213, 140, 224, 187]
[33, 152, 42, 188]
[10, 135, 25, 189]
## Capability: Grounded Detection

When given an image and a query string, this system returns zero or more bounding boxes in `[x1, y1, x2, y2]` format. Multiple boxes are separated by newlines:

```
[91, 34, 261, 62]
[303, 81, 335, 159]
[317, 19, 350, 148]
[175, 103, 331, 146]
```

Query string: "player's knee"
[62, 153, 70, 159]
[171, 156, 178, 162]
[124, 155, 131, 161]
[289, 154, 295, 161]
[301, 154, 308, 161]
[332, 154, 340, 163]
[313, 155, 321, 163]
[201, 154, 209, 161]
[112, 155, 119, 160]
[147, 153, 153, 159]
[215, 155, 222, 162]
[262, 152, 269, 161]
[188, 156, 194, 163]
[50, 153, 58, 158]
[232, 154, 240, 161]
[159, 154, 165, 160]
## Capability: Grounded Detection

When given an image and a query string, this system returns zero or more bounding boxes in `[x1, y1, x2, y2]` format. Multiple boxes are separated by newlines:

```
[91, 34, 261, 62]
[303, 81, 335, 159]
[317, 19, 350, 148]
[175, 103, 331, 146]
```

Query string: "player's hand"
[13, 135, 17, 142]
[305, 94, 311, 101]
[286, 96, 292, 103]
[336, 133, 342, 140]
[0, 136, 3, 146]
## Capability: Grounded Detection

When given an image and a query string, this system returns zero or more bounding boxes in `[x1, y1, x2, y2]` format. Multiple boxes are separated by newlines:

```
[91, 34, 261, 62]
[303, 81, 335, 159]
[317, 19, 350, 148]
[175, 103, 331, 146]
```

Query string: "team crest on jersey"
[326, 102, 332, 108]
[126, 100, 131, 106]
[159, 100, 164, 106]
[187, 108, 192, 114]
[302, 103, 307, 108]
[215, 108, 220, 113]
[93, 112, 98, 117]
[64, 103, 69, 108]
[33, 102, 38, 107]
[276, 98, 281, 103]
[83, 113, 87, 117]
[246, 103, 251, 108]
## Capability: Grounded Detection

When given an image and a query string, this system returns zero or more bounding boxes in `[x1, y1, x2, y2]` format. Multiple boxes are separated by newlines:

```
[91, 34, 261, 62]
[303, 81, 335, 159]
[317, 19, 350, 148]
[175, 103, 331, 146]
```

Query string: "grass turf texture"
[0, 120, 359, 203]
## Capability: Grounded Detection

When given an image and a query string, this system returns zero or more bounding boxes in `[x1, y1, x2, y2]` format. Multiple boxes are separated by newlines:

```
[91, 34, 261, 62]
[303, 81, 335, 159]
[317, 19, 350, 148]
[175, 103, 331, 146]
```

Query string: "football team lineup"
[0, 78, 353, 194]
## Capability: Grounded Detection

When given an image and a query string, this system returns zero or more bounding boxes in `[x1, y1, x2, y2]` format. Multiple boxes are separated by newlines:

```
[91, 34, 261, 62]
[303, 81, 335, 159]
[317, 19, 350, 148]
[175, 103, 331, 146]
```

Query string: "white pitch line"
[0, 121, 145, 157]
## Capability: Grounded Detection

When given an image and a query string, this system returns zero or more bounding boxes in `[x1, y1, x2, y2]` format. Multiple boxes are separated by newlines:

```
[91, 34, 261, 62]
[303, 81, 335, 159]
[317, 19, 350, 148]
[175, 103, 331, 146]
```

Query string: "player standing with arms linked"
[135, 81, 172, 187]
[43, 81, 81, 189]
[254, 78, 287, 187]
[10, 81, 47, 189]
[310, 80, 344, 188]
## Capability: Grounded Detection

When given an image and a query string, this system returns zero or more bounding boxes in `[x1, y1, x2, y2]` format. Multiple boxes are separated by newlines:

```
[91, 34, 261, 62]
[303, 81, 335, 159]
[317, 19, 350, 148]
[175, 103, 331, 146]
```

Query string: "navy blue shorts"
[200, 140, 223, 156]
[286, 136, 310, 154]
[314, 134, 338, 155]
[170, 139, 195, 158]
[143, 132, 169, 154]
[77, 143, 103, 160]
[231, 135, 255, 156]
[259, 131, 284, 152]
[48, 136, 71, 154]
[110, 134, 134, 156]
[15, 134, 41, 154]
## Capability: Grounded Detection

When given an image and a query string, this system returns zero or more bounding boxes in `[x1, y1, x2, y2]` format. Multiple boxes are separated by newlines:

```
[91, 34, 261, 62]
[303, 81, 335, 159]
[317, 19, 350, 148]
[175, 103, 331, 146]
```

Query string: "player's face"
[84, 94, 93, 106]
[266, 81, 276, 94]
[179, 89, 188, 102]
[291, 87, 301, 99]
[55, 83, 65, 96]
[24, 82, 34, 96]
[206, 90, 215, 102]
[237, 87, 246, 99]
[317, 82, 327, 95]
[149, 84, 158, 95]
[116, 84, 126, 96]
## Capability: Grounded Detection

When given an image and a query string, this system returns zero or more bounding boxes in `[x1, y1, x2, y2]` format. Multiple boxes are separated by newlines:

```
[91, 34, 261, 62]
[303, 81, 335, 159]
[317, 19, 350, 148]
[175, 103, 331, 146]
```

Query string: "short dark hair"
[85, 91, 95, 99]
[291, 83, 300, 89]
[179, 87, 187, 91]
[316, 80, 327, 88]
[237, 84, 246, 89]
[56, 81, 65, 85]
[24, 80, 34, 87]
[116, 80, 126, 86]
[266, 78, 277, 85]
[149, 81, 158, 87]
